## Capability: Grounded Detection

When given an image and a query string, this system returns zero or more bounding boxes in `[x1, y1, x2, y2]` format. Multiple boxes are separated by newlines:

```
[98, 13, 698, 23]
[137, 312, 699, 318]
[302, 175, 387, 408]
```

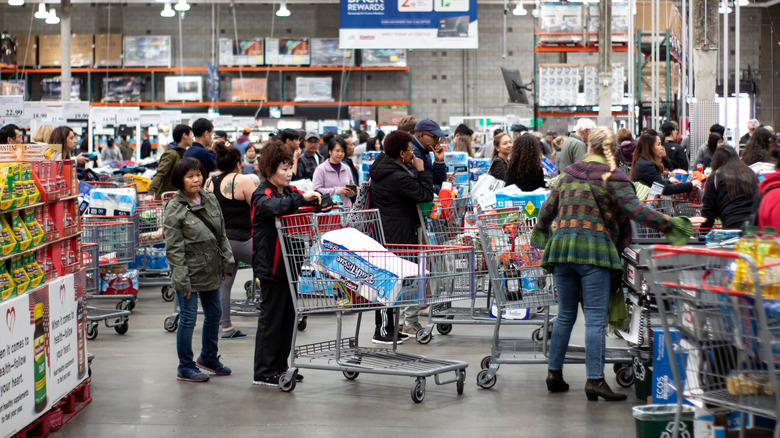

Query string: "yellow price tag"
[294, 56, 301, 62]
[390, 55, 398, 62]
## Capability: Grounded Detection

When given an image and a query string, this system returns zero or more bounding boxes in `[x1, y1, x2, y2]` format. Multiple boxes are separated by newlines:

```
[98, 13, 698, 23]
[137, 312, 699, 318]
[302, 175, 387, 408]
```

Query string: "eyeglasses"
[306, 139, 319, 144]
[421, 132, 445, 142]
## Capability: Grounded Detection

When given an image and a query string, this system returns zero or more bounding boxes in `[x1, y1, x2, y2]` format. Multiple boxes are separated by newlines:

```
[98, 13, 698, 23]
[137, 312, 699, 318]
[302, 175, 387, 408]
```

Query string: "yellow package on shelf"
[8, 211, 32, 252]
[0, 262, 15, 301]
[23, 163, 40, 205]
[0, 214, 18, 255]
[10, 164, 27, 209]
[0, 164, 14, 211]
[22, 209, 45, 246]
[23, 253, 44, 289]
[10, 256, 30, 295]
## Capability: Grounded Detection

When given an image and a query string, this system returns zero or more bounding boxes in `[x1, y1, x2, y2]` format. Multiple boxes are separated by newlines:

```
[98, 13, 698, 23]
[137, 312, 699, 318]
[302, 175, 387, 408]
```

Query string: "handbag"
[470, 173, 505, 203]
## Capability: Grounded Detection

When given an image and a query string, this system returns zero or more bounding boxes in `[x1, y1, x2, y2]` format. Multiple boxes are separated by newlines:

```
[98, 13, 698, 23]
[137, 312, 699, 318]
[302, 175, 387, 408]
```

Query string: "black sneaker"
[398, 332, 410, 341]
[253, 374, 280, 386]
[372, 334, 403, 345]
[196, 355, 232, 376]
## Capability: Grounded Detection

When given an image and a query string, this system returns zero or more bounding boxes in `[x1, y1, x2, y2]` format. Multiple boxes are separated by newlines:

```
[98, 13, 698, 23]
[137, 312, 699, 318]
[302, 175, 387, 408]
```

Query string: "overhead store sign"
[339, 0, 478, 49]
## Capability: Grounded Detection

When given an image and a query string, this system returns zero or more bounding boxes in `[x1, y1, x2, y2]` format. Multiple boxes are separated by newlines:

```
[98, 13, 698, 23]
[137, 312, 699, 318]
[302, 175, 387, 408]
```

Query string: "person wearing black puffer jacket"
[368, 130, 434, 344]
[630, 131, 701, 195]
[700, 146, 759, 230]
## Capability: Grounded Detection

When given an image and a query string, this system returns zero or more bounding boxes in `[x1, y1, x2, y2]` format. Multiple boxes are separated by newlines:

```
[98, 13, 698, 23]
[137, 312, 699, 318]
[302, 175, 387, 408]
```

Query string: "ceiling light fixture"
[161, 2, 175, 17]
[718, 5, 733, 13]
[174, 0, 190, 12]
[276, 2, 291, 17]
[8, 0, 25, 7]
[45, 8, 59, 24]
[34, 3, 49, 19]
[738, 0, 749, 5]
[512, 2, 527, 16]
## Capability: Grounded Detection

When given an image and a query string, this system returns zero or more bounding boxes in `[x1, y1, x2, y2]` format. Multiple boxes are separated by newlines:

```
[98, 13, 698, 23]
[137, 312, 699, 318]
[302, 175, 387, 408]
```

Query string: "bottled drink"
[734, 226, 759, 293]
[757, 227, 780, 299]
[33, 302, 47, 412]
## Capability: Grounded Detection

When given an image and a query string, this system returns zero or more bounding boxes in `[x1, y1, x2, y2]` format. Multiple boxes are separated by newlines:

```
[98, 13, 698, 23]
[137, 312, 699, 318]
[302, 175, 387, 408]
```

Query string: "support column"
[597, 0, 613, 127]
[691, 0, 718, 101]
[60, 0, 72, 102]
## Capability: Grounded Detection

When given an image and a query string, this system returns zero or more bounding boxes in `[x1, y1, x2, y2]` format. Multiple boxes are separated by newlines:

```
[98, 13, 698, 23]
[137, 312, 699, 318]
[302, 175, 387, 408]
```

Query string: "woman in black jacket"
[700, 146, 760, 230]
[251, 139, 320, 387]
[488, 132, 512, 181]
[368, 130, 434, 344]
[505, 134, 545, 191]
[630, 131, 702, 195]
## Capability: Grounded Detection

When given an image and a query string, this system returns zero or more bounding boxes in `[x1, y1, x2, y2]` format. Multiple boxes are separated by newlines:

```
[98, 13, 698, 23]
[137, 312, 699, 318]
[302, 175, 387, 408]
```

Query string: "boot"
[584, 378, 627, 402]
[546, 369, 569, 393]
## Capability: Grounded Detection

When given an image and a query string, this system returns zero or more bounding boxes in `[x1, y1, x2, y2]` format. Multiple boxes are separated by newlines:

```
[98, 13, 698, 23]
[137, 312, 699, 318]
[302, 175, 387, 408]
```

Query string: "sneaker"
[372, 334, 403, 345]
[221, 328, 247, 340]
[196, 355, 232, 376]
[177, 365, 209, 382]
[401, 322, 424, 336]
[253, 374, 280, 386]
[398, 332, 410, 341]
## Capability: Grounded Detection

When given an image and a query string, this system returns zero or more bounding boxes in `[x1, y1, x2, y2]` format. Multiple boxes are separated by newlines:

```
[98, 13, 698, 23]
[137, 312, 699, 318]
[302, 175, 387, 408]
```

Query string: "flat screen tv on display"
[501, 67, 530, 105]
[265, 38, 310, 65]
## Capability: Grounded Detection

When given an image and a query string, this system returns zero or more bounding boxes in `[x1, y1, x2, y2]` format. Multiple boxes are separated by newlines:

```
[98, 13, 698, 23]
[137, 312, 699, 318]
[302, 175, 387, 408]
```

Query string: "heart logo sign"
[60, 284, 67, 305]
[6, 307, 15, 332]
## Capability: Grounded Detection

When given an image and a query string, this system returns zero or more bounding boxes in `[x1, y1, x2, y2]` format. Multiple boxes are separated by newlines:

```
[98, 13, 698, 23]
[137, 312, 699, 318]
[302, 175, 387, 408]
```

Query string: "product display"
[94, 34, 123, 66]
[41, 76, 82, 102]
[265, 38, 310, 65]
[539, 2, 583, 44]
[123, 35, 172, 67]
[164, 75, 202, 102]
[310, 38, 354, 66]
[102, 77, 143, 102]
[1, 79, 25, 96]
[294, 77, 333, 102]
[583, 64, 625, 105]
[231, 78, 267, 102]
[361, 49, 406, 67]
[537, 63, 579, 106]
[218, 38, 264, 66]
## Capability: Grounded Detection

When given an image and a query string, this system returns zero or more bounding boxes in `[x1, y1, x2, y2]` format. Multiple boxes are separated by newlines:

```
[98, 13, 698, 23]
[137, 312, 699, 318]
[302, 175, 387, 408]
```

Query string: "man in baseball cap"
[234, 127, 253, 156]
[298, 130, 324, 181]
[412, 118, 447, 187]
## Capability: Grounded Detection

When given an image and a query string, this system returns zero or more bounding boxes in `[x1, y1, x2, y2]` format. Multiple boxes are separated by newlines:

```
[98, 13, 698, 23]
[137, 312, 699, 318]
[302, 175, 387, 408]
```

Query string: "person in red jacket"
[758, 148, 780, 232]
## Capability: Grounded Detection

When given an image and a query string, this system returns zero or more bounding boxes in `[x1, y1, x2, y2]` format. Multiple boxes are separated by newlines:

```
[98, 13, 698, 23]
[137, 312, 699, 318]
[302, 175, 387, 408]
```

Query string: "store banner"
[0, 272, 87, 438]
[339, 0, 479, 49]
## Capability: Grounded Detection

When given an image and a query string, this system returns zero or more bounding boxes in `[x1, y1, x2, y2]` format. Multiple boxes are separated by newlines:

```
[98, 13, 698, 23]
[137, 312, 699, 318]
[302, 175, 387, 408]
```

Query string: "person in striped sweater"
[531, 126, 693, 402]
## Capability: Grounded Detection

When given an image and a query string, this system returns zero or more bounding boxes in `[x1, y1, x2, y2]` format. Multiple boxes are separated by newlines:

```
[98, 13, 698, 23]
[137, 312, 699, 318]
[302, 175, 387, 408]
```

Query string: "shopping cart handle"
[651, 244, 742, 259]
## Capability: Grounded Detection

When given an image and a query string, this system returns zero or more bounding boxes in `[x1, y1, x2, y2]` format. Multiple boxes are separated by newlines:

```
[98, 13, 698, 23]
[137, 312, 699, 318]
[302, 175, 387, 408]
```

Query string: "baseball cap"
[305, 131, 320, 141]
[414, 118, 446, 137]
[242, 127, 252, 134]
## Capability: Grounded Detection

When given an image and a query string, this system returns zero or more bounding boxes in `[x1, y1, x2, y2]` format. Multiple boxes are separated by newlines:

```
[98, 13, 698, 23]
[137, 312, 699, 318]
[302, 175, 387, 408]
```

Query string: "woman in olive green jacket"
[164, 158, 235, 383]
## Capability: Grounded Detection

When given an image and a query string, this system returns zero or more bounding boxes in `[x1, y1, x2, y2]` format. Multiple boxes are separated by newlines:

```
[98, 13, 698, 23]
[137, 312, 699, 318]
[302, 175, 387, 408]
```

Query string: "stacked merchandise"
[538, 64, 579, 106]
[538, 2, 584, 46]
[360, 150, 382, 184]
[586, 2, 630, 44]
[583, 64, 626, 106]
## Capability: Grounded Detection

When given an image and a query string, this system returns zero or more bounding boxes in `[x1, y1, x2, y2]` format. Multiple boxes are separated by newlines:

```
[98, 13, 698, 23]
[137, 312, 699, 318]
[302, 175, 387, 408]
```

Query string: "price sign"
[24, 102, 51, 122]
[0, 95, 24, 119]
[159, 110, 182, 128]
[215, 115, 233, 127]
[63, 102, 90, 120]
[116, 107, 141, 125]
[91, 107, 117, 126]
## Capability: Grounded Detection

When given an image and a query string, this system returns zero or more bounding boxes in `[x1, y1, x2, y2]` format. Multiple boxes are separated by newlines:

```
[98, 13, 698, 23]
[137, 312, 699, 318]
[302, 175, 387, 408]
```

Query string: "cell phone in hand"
[346, 184, 357, 193]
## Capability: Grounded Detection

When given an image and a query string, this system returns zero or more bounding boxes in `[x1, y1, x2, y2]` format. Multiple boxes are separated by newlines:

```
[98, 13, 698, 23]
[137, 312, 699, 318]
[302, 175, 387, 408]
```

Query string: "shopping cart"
[648, 245, 780, 438]
[276, 208, 472, 402]
[135, 201, 173, 300]
[475, 210, 633, 389]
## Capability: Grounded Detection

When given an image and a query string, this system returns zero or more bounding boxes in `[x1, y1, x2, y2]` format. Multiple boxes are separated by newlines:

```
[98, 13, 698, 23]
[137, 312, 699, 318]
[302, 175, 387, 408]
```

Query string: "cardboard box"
[641, 62, 680, 100]
[37, 34, 93, 66]
[377, 107, 409, 125]
[0, 80, 24, 96]
[635, 1, 681, 41]
[231, 78, 267, 101]
[94, 34, 122, 66]
[14, 35, 36, 67]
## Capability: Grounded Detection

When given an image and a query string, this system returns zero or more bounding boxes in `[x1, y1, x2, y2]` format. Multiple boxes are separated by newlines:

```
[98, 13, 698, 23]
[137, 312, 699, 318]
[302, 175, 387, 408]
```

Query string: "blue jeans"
[176, 289, 221, 369]
[548, 263, 611, 379]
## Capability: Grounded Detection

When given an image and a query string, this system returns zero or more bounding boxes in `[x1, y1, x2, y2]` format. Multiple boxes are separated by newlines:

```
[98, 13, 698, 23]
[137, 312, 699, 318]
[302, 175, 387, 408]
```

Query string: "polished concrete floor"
[59, 270, 644, 438]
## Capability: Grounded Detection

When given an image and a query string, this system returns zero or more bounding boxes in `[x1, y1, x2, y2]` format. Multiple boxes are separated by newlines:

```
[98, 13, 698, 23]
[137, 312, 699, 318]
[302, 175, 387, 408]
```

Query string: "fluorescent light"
[161, 2, 175, 17]
[34, 3, 49, 19]
[174, 0, 190, 12]
[276, 2, 291, 17]
[8, 0, 25, 6]
[719, 5, 733, 13]
[45, 8, 59, 24]
[738, 0, 749, 5]
[512, 2, 527, 16]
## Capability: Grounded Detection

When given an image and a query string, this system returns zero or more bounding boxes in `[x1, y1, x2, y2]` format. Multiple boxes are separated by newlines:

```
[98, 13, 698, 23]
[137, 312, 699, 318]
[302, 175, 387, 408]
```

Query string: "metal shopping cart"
[135, 201, 173, 300]
[276, 208, 472, 402]
[475, 209, 633, 389]
[648, 245, 780, 438]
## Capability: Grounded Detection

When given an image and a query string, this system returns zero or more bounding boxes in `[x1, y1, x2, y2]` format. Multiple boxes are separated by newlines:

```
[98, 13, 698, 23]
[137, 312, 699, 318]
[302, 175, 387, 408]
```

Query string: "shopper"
[694, 124, 726, 168]
[488, 132, 512, 181]
[184, 118, 217, 175]
[140, 130, 152, 159]
[50, 126, 89, 166]
[661, 122, 688, 170]
[119, 135, 134, 161]
[353, 131, 371, 167]
[411, 118, 447, 188]
[504, 134, 545, 191]
[558, 118, 596, 171]
[699, 146, 759, 230]
[235, 127, 252, 156]
[319, 131, 335, 158]
[540, 131, 555, 159]
[616, 128, 636, 166]
[147, 124, 193, 200]
[695, 133, 723, 170]
[369, 130, 434, 343]
[758, 147, 780, 231]
[213, 131, 229, 144]
[204, 141, 256, 340]
[342, 134, 360, 185]
[164, 157, 235, 382]
[32, 125, 54, 144]
[312, 136, 355, 207]
[243, 143, 260, 176]
[630, 131, 702, 195]
[452, 136, 474, 157]
[530, 126, 692, 401]
[741, 127, 775, 167]
[298, 131, 323, 181]
[279, 128, 302, 179]
[252, 140, 321, 386]
[740, 118, 760, 145]
[101, 138, 123, 162]
[450, 124, 474, 150]
[0, 124, 22, 144]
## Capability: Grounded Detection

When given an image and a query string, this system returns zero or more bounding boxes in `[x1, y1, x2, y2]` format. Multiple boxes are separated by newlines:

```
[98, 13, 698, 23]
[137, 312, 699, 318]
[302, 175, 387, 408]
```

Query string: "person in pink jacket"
[312, 136, 356, 207]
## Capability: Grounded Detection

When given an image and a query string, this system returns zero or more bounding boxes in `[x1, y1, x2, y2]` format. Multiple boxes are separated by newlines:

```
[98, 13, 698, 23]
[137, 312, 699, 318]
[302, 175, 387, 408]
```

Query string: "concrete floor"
[58, 270, 645, 438]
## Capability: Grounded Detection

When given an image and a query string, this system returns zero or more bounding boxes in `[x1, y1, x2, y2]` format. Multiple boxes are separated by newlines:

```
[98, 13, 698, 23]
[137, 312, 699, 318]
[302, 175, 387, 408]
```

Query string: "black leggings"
[253, 280, 295, 380]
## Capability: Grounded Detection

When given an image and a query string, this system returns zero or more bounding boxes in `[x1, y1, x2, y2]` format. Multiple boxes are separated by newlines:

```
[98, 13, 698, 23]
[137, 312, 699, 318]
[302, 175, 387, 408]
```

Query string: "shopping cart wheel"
[244, 281, 252, 296]
[116, 301, 133, 311]
[342, 371, 359, 380]
[297, 316, 308, 331]
[411, 378, 426, 403]
[87, 323, 98, 341]
[456, 370, 465, 395]
[164, 315, 179, 332]
[436, 323, 453, 335]
[480, 356, 493, 370]
[115, 321, 129, 335]
[615, 364, 634, 388]
[161, 286, 175, 302]
[532, 328, 544, 342]
[279, 371, 297, 392]
[476, 369, 497, 389]
[416, 329, 432, 344]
